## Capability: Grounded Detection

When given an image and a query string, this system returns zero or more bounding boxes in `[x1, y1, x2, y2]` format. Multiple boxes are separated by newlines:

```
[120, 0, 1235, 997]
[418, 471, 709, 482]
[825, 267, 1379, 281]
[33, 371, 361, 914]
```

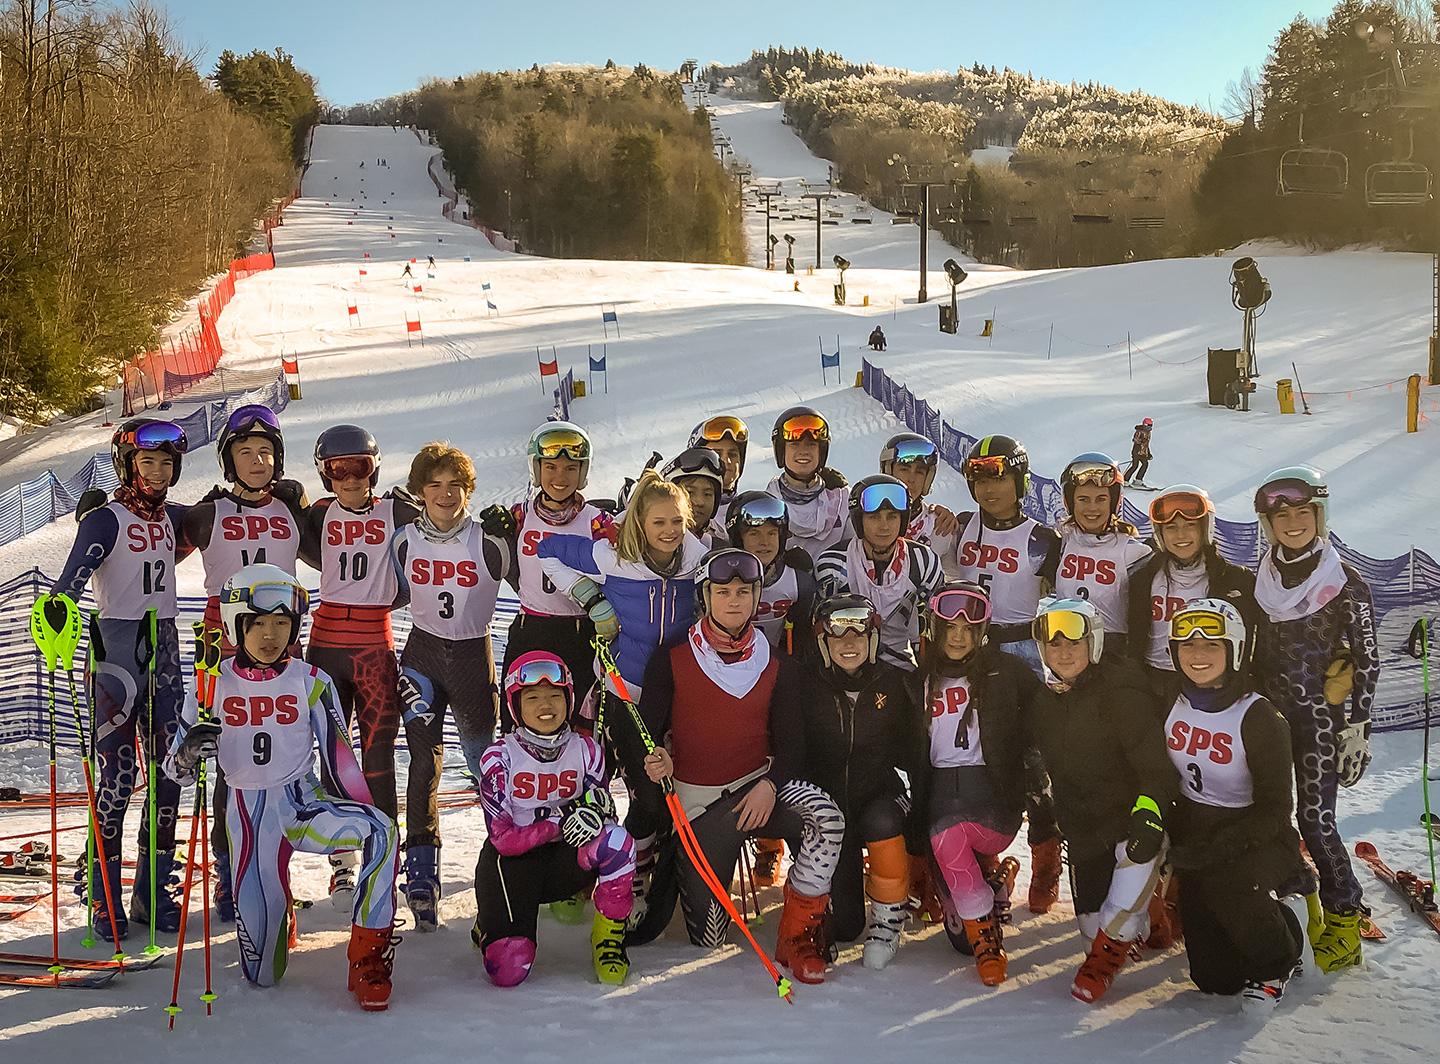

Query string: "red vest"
[669, 644, 779, 787]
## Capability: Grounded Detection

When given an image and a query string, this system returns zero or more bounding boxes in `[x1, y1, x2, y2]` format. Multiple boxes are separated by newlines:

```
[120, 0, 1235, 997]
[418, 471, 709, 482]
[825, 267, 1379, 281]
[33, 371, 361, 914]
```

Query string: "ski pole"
[83, 609, 124, 954]
[165, 779, 205, 1028]
[138, 608, 160, 956]
[199, 623, 223, 1014]
[591, 638, 793, 1003]
[1422, 617, 1436, 884]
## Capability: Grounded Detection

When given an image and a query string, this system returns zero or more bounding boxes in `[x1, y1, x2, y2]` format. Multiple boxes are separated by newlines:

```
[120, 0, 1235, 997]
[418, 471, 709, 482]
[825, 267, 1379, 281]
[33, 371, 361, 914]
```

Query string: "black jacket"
[1026, 658, 1179, 859]
[906, 646, 1041, 847]
[1126, 545, 1266, 677]
[801, 660, 917, 822]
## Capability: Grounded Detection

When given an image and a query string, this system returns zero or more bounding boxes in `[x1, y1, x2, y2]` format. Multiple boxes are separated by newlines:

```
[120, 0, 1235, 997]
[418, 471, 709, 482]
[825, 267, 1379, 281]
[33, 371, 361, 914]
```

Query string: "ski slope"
[2, 112, 1439, 1061]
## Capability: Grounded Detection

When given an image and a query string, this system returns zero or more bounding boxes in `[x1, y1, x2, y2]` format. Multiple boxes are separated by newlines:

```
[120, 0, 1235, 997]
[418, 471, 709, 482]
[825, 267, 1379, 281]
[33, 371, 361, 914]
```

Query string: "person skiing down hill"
[689, 415, 749, 507]
[181, 404, 309, 923]
[878, 432, 959, 555]
[1251, 466, 1378, 975]
[725, 491, 816, 655]
[165, 565, 400, 1010]
[52, 418, 192, 941]
[473, 653, 635, 987]
[767, 406, 849, 563]
[1162, 599, 1304, 1013]
[1054, 452, 1153, 660]
[1124, 418, 1154, 488]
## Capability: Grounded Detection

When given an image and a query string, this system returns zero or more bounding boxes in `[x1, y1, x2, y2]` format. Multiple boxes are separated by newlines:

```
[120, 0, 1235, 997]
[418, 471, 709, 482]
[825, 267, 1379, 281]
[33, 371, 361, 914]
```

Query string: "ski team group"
[44, 402, 1378, 1014]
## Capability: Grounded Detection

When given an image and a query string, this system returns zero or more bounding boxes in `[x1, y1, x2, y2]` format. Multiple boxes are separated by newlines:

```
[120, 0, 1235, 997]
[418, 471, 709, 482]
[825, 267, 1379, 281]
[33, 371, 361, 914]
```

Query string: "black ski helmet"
[314, 424, 380, 491]
[111, 418, 187, 487]
[963, 434, 1030, 499]
[771, 406, 830, 470]
[879, 432, 939, 497]
[812, 594, 881, 670]
[217, 405, 285, 487]
[848, 474, 909, 536]
[725, 490, 790, 552]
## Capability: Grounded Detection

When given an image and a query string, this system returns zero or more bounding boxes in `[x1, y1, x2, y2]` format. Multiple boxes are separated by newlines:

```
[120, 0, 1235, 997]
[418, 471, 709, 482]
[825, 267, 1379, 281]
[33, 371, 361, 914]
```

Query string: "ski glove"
[75, 488, 108, 523]
[1125, 795, 1165, 864]
[818, 466, 848, 490]
[1334, 721, 1371, 788]
[175, 722, 222, 777]
[478, 504, 517, 540]
[571, 577, 619, 640]
[561, 804, 605, 848]
[580, 785, 617, 823]
[272, 478, 306, 509]
[784, 546, 813, 574]
[1323, 655, 1355, 707]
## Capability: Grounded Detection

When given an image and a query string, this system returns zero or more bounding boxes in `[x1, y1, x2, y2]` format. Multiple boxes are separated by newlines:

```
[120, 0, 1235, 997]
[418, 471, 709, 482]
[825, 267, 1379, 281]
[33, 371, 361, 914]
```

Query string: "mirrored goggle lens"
[735, 495, 787, 524]
[1171, 610, 1227, 641]
[929, 589, 992, 625]
[225, 404, 280, 436]
[1150, 492, 1210, 524]
[1254, 480, 1320, 514]
[128, 421, 188, 453]
[512, 659, 568, 688]
[1032, 610, 1092, 642]
[322, 455, 376, 481]
[779, 414, 830, 442]
[246, 581, 308, 617]
[699, 416, 749, 443]
[1068, 463, 1119, 487]
[820, 606, 876, 636]
[963, 455, 1008, 479]
[533, 427, 591, 460]
[859, 482, 908, 513]
[890, 438, 938, 464]
[706, 549, 763, 585]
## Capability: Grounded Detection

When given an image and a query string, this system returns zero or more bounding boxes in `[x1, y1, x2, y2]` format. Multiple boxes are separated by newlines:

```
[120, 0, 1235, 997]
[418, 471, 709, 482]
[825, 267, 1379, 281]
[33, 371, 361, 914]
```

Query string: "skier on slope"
[388, 443, 515, 931]
[181, 404, 309, 923]
[637, 548, 845, 984]
[473, 653, 635, 987]
[1251, 466, 1378, 974]
[401, 263, 413, 280]
[688, 414, 750, 507]
[910, 581, 1040, 985]
[814, 474, 943, 672]
[166, 565, 400, 1010]
[1123, 418, 1154, 488]
[52, 419, 193, 941]
[1053, 453, 1153, 661]
[1162, 598, 1304, 1013]
[1027, 597, 1179, 1004]
[766, 406, 850, 563]
[297, 425, 419, 904]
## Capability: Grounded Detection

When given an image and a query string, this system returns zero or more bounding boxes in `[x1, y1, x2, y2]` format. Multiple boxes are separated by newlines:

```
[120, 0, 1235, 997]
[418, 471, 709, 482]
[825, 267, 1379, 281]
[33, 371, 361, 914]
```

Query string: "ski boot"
[213, 850, 236, 923]
[347, 923, 399, 1011]
[591, 912, 630, 985]
[1071, 928, 1133, 1004]
[1143, 874, 1182, 950]
[1240, 975, 1290, 1014]
[987, 856, 1021, 925]
[129, 848, 182, 933]
[1311, 908, 1362, 973]
[549, 891, 589, 925]
[403, 843, 441, 932]
[328, 850, 359, 913]
[1028, 836, 1062, 914]
[862, 899, 909, 971]
[76, 854, 128, 942]
[962, 912, 1007, 986]
[775, 884, 833, 985]
[751, 838, 785, 888]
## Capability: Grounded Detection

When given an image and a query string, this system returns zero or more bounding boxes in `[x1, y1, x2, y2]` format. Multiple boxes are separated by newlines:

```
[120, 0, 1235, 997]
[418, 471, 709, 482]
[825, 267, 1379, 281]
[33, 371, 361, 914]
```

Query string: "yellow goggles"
[698, 416, 749, 443]
[1171, 609, 1227, 642]
[1032, 609, 1092, 643]
[531, 426, 590, 460]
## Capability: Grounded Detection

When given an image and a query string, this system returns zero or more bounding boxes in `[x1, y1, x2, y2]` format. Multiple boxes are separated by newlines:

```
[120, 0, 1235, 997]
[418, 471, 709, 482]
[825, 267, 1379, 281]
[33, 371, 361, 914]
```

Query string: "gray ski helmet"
[879, 432, 939, 496]
[313, 424, 380, 491]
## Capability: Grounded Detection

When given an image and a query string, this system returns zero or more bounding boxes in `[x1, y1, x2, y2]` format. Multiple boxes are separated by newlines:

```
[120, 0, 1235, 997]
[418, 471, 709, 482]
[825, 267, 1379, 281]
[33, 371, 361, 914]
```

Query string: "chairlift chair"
[1365, 161, 1432, 205]
[1277, 115, 1348, 196]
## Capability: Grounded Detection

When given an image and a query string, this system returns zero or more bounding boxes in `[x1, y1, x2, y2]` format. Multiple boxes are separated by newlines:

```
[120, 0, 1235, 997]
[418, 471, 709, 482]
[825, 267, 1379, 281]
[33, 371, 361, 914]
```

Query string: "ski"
[1354, 841, 1440, 939]
[0, 949, 163, 973]
[0, 898, 44, 923]
[0, 967, 120, 989]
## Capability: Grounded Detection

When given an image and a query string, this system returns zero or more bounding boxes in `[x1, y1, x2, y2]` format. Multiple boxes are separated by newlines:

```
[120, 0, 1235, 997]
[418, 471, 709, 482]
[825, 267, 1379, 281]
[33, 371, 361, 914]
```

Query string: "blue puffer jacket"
[539, 532, 706, 696]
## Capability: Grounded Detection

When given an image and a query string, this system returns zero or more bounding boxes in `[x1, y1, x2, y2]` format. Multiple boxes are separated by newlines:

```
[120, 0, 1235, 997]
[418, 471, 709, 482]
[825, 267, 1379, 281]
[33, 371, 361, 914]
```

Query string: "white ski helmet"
[219, 564, 309, 648]
[1254, 466, 1328, 545]
[1168, 597, 1247, 674]
[527, 421, 592, 491]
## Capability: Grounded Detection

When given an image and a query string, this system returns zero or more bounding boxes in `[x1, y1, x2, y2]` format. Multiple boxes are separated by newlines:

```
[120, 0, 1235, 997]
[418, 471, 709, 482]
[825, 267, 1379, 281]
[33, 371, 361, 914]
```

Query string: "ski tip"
[1355, 840, 1378, 859]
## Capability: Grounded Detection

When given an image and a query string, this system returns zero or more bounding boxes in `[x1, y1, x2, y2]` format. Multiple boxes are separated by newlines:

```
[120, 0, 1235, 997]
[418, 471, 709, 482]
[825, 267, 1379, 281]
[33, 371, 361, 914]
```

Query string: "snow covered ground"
[2, 109, 1439, 1059]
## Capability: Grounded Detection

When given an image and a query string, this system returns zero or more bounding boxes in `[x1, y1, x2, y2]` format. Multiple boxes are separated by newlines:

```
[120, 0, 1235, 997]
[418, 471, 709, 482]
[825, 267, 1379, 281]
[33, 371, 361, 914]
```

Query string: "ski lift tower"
[889, 158, 961, 303]
[805, 185, 833, 269]
[756, 181, 782, 269]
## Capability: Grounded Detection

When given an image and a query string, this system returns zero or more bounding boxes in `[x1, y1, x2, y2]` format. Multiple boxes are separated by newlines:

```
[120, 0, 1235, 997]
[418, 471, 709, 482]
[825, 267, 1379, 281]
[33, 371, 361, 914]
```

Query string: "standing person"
[878, 432, 959, 554]
[51, 419, 191, 940]
[951, 434, 1064, 912]
[401, 262, 413, 280]
[1123, 418, 1154, 488]
[1162, 599, 1304, 1012]
[479, 422, 611, 731]
[1054, 453, 1153, 660]
[390, 443, 513, 930]
[538, 470, 706, 940]
[637, 549, 846, 984]
[1251, 467, 1378, 974]
[1027, 598, 1179, 1004]
[766, 406, 849, 563]
[803, 595, 917, 969]
[473, 653, 635, 987]
[912, 582, 1040, 985]
[815, 475, 943, 671]
[725, 491, 816, 655]
[182, 404, 308, 922]
[165, 565, 400, 1010]
[662, 447, 728, 547]
[688, 415, 750, 507]
[1126, 485, 1264, 703]
[299, 425, 419, 903]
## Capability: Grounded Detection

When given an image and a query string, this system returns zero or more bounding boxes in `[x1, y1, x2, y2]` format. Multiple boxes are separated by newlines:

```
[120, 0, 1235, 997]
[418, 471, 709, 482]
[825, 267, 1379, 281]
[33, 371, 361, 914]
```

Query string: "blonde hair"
[617, 470, 691, 563]
[407, 442, 477, 497]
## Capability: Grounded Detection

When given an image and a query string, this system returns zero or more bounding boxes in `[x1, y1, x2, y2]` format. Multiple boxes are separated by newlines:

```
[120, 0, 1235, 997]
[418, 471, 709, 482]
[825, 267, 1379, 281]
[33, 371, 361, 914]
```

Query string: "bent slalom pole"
[591, 638, 793, 1003]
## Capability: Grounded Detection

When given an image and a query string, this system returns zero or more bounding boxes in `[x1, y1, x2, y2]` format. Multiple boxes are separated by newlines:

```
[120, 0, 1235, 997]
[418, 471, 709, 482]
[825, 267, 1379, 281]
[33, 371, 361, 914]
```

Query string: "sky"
[168, 0, 1344, 110]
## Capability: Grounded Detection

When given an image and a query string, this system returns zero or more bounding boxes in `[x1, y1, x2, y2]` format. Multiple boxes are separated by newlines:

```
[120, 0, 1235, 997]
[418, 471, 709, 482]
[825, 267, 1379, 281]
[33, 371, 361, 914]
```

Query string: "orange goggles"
[963, 455, 1010, 480]
[1149, 491, 1211, 525]
[779, 413, 829, 443]
[698, 416, 749, 443]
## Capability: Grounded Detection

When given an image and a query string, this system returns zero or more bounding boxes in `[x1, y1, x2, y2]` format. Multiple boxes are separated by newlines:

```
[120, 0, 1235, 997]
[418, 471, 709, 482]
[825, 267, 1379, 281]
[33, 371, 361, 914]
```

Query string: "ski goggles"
[732, 494, 787, 526]
[888, 437, 938, 466]
[817, 604, 878, 637]
[1170, 607, 1229, 642]
[671, 450, 724, 478]
[1254, 478, 1326, 514]
[224, 404, 280, 437]
[704, 548, 763, 586]
[1032, 608, 1095, 643]
[1067, 461, 1120, 488]
[531, 425, 591, 461]
[226, 578, 309, 618]
[697, 416, 749, 443]
[929, 588, 992, 626]
[321, 455, 377, 482]
[777, 413, 830, 443]
[1149, 491, 1211, 525]
[963, 454, 1012, 480]
[857, 481, 909, 514]
[121, 420, 188, 454]
[509, 657, 570, 690]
